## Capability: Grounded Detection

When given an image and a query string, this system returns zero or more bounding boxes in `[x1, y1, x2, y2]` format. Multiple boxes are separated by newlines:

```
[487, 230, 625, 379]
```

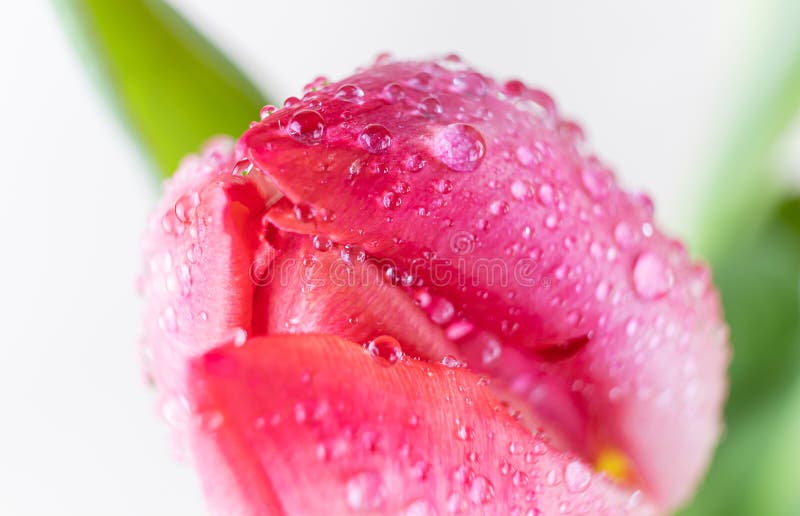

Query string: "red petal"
[187, 334, 654, 515]
[240, 60, 728, 506]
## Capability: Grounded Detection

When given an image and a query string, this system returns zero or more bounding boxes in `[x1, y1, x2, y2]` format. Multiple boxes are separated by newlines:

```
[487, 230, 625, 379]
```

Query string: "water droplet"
[341, 244, 366, 264]
[234, 158, 257, 178]
[382, 82, 406, 103]
[434, 178, 454, 194]
[174, 192, 200, 223]
[632, 252, 673, 299]
[490, 200, 510, 215]
[312, 235, 333, 251]
[404, 153, 427, 173]
[346, 471, 386, 511]
[512, 470, 529, 487]
[286, 110, 325, 145]
[359, 124, 392, 154]
[537, 183, 555, 205]
[452, 72, 486, 96]
[433, 123, 485, 173]
[468, 475, 495, 505]
[335, 83, 365, 103]
[564, 460, 591, 493]
[511, 180, 528, 199]
[408, 71, 433, 91]
[382, 191, 402, 209]
[581, 165, 612, 199]
[544, 213, 559, 229]
[441, 355, 465, 368]
[366, 335, 404, 365]
[293, 202, 316, 222]
[418, 96, 443, 117]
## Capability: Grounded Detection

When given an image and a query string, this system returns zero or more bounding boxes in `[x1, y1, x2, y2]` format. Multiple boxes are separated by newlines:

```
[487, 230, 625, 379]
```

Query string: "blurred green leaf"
[693, 0, 800, 259]
[680, 198, 800, 516]
[54, 0, 266, 178]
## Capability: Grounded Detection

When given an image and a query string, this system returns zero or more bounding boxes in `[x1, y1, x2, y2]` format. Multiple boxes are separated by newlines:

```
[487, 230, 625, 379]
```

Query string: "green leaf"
[692, 0, 800, 259]
[679, 197, 800, 516]
[53, 0, 267, 178]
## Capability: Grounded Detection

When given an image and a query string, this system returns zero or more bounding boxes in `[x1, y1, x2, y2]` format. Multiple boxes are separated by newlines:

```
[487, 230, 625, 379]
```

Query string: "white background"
[0, 1, 796, 515]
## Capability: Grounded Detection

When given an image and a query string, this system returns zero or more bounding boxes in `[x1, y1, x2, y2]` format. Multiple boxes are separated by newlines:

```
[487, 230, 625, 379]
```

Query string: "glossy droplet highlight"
[434, 123, 485, 173]
[286, 110, 325, 145]
[632, 252, 673, 299]
[359, 124, 392, 154]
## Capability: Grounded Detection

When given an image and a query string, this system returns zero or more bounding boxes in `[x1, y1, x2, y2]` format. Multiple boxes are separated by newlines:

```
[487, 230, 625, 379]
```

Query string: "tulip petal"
[252, 230, 459, 362]
[140, 138, 277, 396]
[241, 60, 728, 506]
[187, 334, 654, 515]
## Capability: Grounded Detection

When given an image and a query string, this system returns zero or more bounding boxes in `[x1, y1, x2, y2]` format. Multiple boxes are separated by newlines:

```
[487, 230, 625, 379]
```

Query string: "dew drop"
[232, 158, 254, 177]
[632, 252, 673, 299]
[286, 110, 325, 145]
[359, 124, 392, 154]
[564, 460, 591, 493]
[382, 191, 402, 209]
[418, 96, 443, 117]
[335, 83, 365, 103]
[452, 72, 487, 97]
[341, 244, 366, 264]
[312, 235, 333, 251]
[259, 104, 277, 120]
[293, 202, 316, 222]
[468, 475, 495, 505]
[433, 123, 486, 173]
[375, 82, 404, 106]
[490, 200, 510, 215]
[174, 192, 200, 223]
[366, 335, 404, 365]
[441, 355, 465, 368]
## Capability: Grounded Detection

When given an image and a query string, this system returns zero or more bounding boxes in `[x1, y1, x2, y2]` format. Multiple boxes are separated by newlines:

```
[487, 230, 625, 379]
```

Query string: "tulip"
[140, 57, 728, 515]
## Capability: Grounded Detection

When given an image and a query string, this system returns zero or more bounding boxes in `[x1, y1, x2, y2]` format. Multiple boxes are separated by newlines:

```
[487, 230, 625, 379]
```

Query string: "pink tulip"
[140, 57, 729, 515]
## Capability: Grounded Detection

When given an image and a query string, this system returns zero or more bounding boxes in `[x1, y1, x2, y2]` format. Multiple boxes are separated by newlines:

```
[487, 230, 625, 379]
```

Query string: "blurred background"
[1, 1, 798, 514]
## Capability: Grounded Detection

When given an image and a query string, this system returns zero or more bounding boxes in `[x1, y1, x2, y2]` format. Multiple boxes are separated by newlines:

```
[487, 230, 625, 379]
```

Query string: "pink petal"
[139, 138, 278, 397]
[241, 60, 729, 506]
[252, 230, 459, 362]
[187, 334, 654, 515]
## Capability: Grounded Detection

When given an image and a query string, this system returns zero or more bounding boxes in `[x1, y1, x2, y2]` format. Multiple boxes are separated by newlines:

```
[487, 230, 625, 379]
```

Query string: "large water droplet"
[335, 83, 365, 103]
[359, 124, 392, 154]
[366, 335, 404, 366]
[286, 110, 325, 145]
[433, 123, 486, 173]
[564, 460, 591, 493]
[418, 96, 443, 117]
[632, 252, 673, 299]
